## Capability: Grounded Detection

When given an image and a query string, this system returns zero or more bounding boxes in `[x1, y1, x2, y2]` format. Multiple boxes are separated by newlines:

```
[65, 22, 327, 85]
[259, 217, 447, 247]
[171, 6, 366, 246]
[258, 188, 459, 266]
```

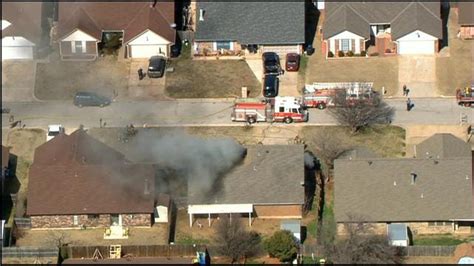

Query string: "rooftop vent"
[144, 178, 150, 195]
[368, 161, 373, 166]
[393, 181, 397, 186]
[199, 9, 205, 21]
[410, 172, 417, 185]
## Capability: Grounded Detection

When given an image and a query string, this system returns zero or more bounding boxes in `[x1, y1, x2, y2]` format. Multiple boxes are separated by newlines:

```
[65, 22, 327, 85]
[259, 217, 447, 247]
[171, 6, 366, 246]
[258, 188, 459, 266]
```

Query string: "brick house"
[54, 1, 175, 60]
[334, 134, 474, 236]
[187, 145, 305, 227]
[26, 128, 166, 229]
[189, 2, 305, 57]
[322, 2, 442, 57]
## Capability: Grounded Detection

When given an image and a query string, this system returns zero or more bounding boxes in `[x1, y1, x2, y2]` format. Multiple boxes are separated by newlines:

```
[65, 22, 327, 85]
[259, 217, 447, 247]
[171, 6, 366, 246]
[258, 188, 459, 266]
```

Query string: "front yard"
[34, 56, 129, 100]
[165, 45, 260, 98]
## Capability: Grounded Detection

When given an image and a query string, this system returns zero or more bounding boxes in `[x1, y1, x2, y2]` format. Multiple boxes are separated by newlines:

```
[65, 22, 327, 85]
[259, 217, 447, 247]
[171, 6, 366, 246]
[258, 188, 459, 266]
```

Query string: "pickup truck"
[47, 125, 65, 141]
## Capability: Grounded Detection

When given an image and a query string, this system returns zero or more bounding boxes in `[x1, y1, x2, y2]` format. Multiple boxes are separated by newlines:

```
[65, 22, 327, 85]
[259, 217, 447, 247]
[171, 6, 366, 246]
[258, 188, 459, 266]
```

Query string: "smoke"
[131, 129, 246, 194]
[304, 151, 315, 169]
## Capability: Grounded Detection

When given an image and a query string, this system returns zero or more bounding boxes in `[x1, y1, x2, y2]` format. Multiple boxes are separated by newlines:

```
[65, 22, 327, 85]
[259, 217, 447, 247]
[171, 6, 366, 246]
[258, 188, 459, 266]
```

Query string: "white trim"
[212, 42, 217, 51]
[188, 204, 253, 214]
[71, 42, 75, 53]
[81, 41, 86, 53]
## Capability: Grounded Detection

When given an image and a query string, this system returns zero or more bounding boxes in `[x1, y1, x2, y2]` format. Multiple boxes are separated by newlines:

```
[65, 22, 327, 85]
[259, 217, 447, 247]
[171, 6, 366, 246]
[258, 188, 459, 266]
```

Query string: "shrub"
[264, 230, 298, 262]
[385, 48, 391, 53]
[360, 50, 367, 57]
[369, 52, 379, 57]
[347, 51, 354, 57]
[327, 51, 334, 58]
[337, 51, 345, 57]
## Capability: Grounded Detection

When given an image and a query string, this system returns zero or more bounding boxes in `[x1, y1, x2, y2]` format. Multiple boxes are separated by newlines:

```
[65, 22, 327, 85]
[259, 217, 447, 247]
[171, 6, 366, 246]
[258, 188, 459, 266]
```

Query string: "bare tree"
[326, 215, 403, 264]
[46, 231, 71, 249]
[214, 214, 261, 263]
[329, 94, 395, 134]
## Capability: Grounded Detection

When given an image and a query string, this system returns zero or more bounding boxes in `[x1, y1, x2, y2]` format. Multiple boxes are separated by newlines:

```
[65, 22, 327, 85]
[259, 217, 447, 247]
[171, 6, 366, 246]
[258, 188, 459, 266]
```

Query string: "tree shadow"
[305, 0, 320, 49]
[440, 1, 450, 50]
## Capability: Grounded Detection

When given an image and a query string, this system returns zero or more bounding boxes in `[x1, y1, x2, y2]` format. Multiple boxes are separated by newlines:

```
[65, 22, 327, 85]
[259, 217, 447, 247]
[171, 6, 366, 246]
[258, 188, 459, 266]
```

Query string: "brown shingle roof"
[57, 2, 175, 43]
[27, 129, 155, 216]
[459, 2, 474, 25]
[2, 2, 43, 44]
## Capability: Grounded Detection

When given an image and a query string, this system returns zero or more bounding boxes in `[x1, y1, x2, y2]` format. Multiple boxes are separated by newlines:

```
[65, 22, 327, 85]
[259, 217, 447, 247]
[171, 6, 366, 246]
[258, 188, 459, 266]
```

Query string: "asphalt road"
[1, 98, 473, 130]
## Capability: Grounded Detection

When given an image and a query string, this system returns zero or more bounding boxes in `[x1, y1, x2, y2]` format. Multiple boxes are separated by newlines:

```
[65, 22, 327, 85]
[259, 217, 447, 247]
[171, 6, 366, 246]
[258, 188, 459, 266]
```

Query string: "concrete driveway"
[398, 55, 437, 97]
[245, 59, 299, 97]
[127, 59, 168, 100]
[2, 61, 38, 102]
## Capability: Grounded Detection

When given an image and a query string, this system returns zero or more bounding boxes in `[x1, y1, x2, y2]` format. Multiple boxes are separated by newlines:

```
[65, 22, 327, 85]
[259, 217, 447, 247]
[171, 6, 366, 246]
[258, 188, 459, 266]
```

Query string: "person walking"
[406, 98, 412, 111]
[403, 85, 407, 96]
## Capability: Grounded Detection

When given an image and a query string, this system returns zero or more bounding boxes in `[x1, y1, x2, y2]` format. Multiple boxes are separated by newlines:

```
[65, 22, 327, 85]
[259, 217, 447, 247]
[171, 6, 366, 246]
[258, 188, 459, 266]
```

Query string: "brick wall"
[337, 221, 469, 236]
[122, 214, 152, 227]
[254, 204, 302, 219]
[31, 213, 152, 229]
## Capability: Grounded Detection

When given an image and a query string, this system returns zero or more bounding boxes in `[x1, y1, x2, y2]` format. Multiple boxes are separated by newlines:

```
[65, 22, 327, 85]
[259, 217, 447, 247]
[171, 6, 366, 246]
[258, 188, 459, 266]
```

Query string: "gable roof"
[323, 1, 442, 40]
[458, 2, 474, 25]
[194, 2, 305, 44]
[27, 129, 155, 216]
[334, 134, 473, 223]
[188, 145, 305, 205]
[57, 2, 175, 43]
[1, 2, 43, 44]
[415, 133, 472, 159]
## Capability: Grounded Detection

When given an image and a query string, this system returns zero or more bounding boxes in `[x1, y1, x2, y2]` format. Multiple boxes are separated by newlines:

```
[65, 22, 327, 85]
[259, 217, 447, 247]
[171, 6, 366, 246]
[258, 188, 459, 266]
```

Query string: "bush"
[327, 51, 334, 58]
[264, 230, 298, 262]
[337, 51, 345, 57]
[360, 50, 367, 57]
[369, 52, 379, 57]
[347, 51, 354, 57]
[385, 49, 391, 53]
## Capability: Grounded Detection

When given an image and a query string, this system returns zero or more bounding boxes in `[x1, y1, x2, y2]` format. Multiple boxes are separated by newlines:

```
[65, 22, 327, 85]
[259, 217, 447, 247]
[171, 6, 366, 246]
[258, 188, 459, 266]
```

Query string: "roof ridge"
[325, 3, 346, 21]
[390, 1, 415, 23]
[418, 1, 441, 22]
[346, 4, 370, 24]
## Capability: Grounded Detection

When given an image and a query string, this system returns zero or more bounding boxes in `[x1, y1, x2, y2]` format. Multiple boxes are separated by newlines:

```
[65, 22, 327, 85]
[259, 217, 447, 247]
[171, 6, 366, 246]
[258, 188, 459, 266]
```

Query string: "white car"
[47, 125, 65, 141]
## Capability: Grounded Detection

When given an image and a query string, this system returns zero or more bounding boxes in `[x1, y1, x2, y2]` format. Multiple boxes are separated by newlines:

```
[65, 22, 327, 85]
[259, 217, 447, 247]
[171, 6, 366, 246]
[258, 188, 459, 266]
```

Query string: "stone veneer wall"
[31, 213, 152, 229]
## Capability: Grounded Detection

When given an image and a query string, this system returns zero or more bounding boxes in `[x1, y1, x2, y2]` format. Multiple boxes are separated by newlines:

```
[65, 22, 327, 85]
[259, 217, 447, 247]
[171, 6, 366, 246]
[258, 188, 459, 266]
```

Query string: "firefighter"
[406, 98, 412, 111]
[138, 68, 144, 80]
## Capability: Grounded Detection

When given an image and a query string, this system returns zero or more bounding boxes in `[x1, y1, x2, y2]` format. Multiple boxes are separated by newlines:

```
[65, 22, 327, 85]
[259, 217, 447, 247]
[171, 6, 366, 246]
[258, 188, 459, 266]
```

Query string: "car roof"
[76, 91, 96, 96]
[150, 56, 166, 61]
[48, 125, 63, 131]
[264, 74, 278, 82]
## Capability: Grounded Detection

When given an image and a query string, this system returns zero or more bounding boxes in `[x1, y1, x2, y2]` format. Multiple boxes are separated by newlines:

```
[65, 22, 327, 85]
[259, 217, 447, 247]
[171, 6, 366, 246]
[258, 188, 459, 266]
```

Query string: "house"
[2, 2, 43, 60]
[457, 2, 474, 40]
[190, 2, 305, 57]
[26, 128, 166, 229]
[334, 134, 473, 236]
[322, 2, 442, 57]
[55, 1, 175, 61]
[187, 145, 305, 227]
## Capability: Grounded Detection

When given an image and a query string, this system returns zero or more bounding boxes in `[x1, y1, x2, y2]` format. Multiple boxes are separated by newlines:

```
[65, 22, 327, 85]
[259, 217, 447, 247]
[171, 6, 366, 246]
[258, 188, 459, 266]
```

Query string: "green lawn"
[413, 235, 469, 246]
[175, 233, 210, 245]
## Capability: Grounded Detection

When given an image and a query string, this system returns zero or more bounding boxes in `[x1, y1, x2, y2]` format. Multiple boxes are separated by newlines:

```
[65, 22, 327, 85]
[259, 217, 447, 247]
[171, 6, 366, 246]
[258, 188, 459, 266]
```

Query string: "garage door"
[2, 46, 33, 60]
[130, 44, 167, 58]
[261, 45, 300, 56]
[398, 40, 435, 55]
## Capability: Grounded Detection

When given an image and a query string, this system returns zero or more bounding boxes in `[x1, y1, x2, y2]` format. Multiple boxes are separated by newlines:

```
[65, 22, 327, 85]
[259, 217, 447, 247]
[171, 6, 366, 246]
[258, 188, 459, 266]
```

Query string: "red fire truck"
[456, 85, 474, 107]
[231, 97, 308, 124]
[303, 82, 375, 109]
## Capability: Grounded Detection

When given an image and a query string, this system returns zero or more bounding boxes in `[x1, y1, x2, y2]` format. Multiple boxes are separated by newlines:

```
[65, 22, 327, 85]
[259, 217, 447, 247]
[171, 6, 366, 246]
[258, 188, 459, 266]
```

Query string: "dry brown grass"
[2, 62, 36, 89]
[6, 128, 45, 162]
[34, 57, 130, 100]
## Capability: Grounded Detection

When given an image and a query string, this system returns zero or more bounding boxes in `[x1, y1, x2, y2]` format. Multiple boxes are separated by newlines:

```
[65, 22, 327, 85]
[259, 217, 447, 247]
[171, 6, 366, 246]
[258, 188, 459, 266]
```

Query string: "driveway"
[398, 55, 437, 97]
[2, 61, 38, 102]
[127, 59, 169, 100]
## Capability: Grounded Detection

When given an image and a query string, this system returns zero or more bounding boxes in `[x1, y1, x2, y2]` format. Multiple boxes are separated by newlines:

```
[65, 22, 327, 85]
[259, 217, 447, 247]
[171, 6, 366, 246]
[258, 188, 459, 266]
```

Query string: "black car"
[263, 74, 279, 98]
[147, 56, 166, 78]
[262, 52, 281, 74]
[74, 92, 111, 108]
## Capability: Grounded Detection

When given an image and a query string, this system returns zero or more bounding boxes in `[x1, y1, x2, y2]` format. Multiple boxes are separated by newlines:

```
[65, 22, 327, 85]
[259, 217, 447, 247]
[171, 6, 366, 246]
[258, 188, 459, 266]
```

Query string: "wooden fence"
[64, 244, 212, 259]
[2, 246, 59, 258]
[403, 245, 457, 257]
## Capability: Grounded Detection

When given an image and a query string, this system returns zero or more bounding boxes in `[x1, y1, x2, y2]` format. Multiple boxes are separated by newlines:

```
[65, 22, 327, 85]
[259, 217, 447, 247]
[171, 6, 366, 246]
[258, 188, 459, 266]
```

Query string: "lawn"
[165, 45, 260, 98]
[34, 56, 129, 100]
[413, 235, 470, 246]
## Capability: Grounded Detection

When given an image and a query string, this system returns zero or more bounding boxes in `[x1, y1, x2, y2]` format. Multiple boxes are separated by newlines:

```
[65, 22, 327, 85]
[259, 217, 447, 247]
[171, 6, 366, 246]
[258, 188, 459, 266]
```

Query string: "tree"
[263, 230, 299, 262]
[329, 94, 394, 134]
[214, 214, 261, 263]
[326, 216, 403, 264]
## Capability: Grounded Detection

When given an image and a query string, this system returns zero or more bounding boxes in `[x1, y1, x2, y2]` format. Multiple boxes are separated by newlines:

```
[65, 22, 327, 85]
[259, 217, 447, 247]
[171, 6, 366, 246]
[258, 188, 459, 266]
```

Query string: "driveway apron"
[398, 55, 438, 97]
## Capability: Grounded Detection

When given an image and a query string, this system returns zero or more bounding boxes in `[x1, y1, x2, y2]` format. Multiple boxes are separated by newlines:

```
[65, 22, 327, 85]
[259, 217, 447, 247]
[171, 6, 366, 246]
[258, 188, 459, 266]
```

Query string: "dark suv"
[147, 56, 166, 78]
[74, 92, 111, 107]
[263, 74, 279, 98]
[262, 52, 281, 74]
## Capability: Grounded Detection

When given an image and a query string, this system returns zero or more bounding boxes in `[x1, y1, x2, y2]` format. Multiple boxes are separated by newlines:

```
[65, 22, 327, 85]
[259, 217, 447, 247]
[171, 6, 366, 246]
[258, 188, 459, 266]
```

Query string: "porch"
[367, 33, 397, 56]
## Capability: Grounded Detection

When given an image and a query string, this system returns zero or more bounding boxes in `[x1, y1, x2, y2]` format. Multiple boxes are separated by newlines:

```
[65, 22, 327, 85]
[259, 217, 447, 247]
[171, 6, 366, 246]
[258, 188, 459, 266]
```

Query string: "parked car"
[74, 92, 111, 108]
[47, 124, 65, 141]
[148, 56, 166, 78]
[285, 53, 300, 71]
[263, 74, 279, 98]
[262, 52, 281, 74]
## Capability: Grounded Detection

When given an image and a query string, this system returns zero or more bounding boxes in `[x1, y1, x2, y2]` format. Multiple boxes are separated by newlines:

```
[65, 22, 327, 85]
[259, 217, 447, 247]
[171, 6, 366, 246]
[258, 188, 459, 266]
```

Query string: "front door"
[110, 214, 122, 226]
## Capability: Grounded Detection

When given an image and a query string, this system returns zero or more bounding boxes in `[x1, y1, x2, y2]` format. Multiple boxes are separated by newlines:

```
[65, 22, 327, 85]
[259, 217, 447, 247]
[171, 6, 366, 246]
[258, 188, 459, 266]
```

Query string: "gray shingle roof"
[194, 2, 305, 44]
[334, 134, 473, 223]
[323, 2, 441, 40]
[459, 2, 474, 25]
[188, 145, 305, 205]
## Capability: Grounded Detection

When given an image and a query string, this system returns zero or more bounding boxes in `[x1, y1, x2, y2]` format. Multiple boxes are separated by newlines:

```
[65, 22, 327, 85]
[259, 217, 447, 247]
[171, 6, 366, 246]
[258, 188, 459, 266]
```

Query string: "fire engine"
[231, 96, 309, 124]
[456, 85, 474, 107]
[303, 82, 376, 109]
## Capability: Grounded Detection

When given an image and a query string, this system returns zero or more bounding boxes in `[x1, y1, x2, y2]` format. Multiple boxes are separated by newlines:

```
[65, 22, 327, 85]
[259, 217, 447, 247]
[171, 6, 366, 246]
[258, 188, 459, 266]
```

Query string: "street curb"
[175, 98, 237, 103]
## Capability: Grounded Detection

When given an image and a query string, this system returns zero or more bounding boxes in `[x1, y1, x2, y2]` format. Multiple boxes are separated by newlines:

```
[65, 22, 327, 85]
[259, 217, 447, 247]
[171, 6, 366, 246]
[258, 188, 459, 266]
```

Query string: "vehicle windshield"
[48, 131, 60, 136]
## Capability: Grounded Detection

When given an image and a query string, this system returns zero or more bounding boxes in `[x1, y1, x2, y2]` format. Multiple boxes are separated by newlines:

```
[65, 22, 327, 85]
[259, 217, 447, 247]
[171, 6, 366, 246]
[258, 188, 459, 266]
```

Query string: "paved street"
[1, 98, 472, 131]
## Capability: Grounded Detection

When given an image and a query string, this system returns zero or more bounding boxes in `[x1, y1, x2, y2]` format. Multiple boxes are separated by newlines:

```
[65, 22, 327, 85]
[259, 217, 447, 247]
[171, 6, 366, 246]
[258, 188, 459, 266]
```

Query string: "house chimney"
[199, 9, 205, 21]
[410, 172, 417, 185]
[144, 178, 150, 195]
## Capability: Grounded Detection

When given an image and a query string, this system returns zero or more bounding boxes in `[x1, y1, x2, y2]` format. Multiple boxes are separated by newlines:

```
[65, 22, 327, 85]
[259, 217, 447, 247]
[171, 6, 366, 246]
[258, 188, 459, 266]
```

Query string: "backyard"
[165, 45, 261, 98]
[34, 56, 129, 100]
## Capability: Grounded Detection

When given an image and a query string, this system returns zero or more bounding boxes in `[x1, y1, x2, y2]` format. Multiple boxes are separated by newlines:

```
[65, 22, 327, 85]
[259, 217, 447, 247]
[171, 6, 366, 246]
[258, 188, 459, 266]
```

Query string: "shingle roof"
[2, 2, 43, 44]
[323, 2, 442, 40]
[57, 2, 175, 43]
[194, 2, 305, 44]
[458, 2, 474, 25]
[415, 133, 472, 159]
[27, 129, 155, 216]
[334, 134, 473, 223]
[188, 145, 305, 205]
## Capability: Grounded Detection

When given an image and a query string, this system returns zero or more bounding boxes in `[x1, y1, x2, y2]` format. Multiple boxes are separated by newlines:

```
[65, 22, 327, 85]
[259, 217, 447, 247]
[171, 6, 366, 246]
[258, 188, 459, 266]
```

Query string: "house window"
[214, 41, 232, 51]
[73, 215, 79, 225]
[279, 106, 285, 112]
[88, 214, 99, 220]
[428, 221, 448, 226]
[341, 39, 350, 52]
